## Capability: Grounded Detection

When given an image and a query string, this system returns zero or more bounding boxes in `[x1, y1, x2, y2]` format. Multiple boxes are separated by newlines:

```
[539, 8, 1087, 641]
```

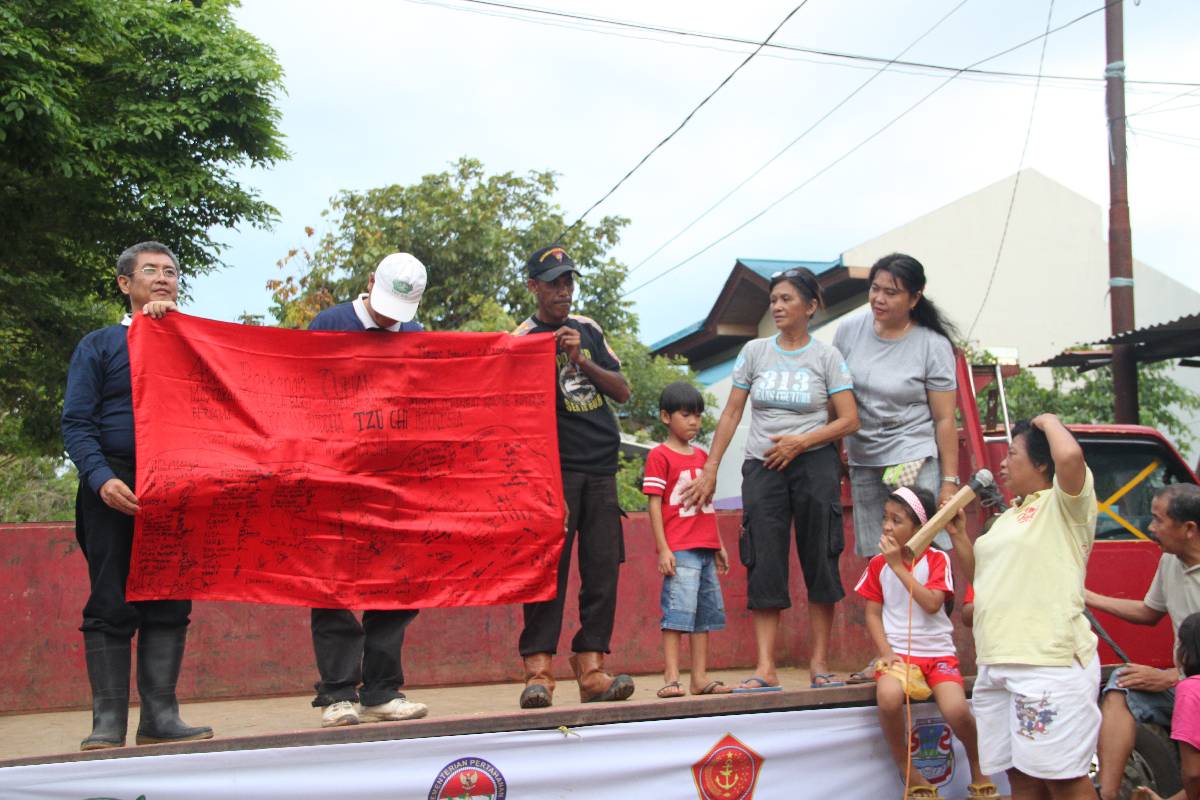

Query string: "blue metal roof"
[649, 318, 705, 352]
[737, 256, 843, 280]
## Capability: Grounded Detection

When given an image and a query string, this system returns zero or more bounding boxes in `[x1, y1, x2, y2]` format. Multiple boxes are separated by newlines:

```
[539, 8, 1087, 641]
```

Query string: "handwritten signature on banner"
[126, 313, 565, 610]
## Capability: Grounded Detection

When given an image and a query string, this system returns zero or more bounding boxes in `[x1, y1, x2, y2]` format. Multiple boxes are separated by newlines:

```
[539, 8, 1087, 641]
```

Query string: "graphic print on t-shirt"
[668, 468, 716, 517]
[557, 348, 603, 413]
[752, 368, 814, 406]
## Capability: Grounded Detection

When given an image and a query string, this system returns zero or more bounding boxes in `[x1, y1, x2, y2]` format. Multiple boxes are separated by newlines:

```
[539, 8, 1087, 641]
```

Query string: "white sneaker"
[320, 700, 360, 728]
[358, 697, 428, 723]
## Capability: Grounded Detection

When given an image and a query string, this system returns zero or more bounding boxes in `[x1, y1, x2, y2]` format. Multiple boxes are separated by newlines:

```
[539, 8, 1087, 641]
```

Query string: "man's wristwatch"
[942, 475, 961, 485]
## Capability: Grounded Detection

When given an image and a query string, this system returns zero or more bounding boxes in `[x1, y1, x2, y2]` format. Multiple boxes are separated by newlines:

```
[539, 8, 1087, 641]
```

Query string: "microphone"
[903, 469, 995, 560]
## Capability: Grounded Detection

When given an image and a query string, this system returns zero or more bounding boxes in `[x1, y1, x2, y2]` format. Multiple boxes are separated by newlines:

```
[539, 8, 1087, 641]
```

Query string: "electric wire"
[557, 2, 813, 238]
[966, 0, 1056, 341]
[411, 0, 1183, 105]
[1128, 126, 1200, 144]
[627, 0, 973, 277]
[622, 0, 1119, 298]
[1126, 101, 1200, 119]
[1127, 86, 1200, 117]
[408, 0, 1200, 88]
[1129, 127, 1200, 151]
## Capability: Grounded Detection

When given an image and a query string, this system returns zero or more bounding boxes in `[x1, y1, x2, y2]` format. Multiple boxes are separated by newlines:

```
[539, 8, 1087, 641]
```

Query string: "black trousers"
[75, 460, 190, 638]
[740, 445, 846, 609]
[519, 470, 624, 657]
[310, 608, 419, 707]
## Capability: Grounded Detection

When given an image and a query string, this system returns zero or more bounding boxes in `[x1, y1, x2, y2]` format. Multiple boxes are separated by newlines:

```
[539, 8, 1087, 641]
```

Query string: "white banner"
[0, 705, 1010, 799]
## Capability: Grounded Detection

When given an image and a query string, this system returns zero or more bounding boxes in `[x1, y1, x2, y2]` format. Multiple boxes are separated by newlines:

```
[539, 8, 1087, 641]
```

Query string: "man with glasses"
[63, 241, 213, 750]
[512, 245, 635, 708]
[305, 252, 430, 728]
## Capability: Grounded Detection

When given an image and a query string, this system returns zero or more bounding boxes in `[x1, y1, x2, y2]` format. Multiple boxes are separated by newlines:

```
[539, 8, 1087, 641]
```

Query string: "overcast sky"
[188, 0, 1200, 345]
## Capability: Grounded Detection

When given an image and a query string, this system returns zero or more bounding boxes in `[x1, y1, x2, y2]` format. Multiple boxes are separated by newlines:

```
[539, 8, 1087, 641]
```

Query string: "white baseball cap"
[370, 253, 427, 323]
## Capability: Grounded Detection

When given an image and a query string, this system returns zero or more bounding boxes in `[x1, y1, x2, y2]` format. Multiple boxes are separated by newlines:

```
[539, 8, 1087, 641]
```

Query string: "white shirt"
[352, 294, 401, 331]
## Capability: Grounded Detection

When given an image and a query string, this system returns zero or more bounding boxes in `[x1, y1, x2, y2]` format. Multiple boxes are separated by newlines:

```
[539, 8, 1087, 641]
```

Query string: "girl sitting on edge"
[854, 486, 995, 799]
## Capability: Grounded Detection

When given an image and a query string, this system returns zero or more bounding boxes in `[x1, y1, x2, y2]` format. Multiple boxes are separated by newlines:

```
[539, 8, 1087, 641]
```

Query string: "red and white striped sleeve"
[642, 447, 669, 497]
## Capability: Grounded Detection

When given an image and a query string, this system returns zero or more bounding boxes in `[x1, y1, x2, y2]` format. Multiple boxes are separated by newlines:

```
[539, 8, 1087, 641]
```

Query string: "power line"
[623, 0, 1121, 298]
[1129, 126, 1200, 144]
[1129, 127, 1200, 151]
[967, 0, 1056, 342]
[628, 0, 974, 277]
[1128, 86, 1200, 116]
[410, 0, 1200, 89]
[1126, 101, 1200, 119]
[557, 2, 813, 238]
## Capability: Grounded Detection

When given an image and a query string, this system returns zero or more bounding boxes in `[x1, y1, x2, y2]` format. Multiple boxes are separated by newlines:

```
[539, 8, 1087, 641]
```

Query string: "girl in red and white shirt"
[854, 486, 993, 799]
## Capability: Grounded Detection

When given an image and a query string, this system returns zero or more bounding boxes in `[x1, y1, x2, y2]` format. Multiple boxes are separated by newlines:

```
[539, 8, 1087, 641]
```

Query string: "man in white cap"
[305, 252, 429, 727]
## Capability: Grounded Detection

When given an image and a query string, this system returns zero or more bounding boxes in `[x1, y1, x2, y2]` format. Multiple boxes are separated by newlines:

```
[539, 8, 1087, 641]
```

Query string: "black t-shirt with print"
[514, 314, 623, 475]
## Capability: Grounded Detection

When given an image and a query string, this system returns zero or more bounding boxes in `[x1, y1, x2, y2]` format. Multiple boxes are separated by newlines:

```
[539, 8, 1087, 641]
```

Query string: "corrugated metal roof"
[1035, 311, 1200, 368]
[1098, 311, 1200, 346]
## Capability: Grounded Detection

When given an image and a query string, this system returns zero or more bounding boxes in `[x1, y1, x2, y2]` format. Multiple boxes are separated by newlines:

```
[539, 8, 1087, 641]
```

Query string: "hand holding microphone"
[903, 469, 995, 560]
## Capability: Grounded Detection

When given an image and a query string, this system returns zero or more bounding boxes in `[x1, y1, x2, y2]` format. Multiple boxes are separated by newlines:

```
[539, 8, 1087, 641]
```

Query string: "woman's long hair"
[869, 253, 959, 342]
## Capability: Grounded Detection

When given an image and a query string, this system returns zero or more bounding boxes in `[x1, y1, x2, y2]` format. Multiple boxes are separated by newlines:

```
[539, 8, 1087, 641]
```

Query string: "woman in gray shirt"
[683, 268, 859, 690]
[832, 253, 960, 563]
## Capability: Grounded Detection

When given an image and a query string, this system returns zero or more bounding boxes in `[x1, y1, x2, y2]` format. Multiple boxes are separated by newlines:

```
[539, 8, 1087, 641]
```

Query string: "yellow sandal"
[967, 782, 999, 798]
[907, 787, 941, 799]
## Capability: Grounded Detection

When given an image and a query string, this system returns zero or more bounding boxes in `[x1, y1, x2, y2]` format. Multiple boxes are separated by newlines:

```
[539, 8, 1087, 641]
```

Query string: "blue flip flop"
[731, 676, 783, 693]
[810, 673, 846, 688]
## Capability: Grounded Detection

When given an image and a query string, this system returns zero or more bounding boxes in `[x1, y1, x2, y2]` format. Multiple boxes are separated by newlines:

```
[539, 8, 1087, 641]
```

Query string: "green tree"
[268, 157, 634, 336]
[1, 0, 287, 458]
[0, 455, 76, 523]
[270, 158, 715, 510]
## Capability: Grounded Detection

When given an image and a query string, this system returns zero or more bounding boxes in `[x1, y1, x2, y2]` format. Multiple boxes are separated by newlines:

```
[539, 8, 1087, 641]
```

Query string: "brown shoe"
[569, 652, 635, 703]
[519, 653, 555, 709]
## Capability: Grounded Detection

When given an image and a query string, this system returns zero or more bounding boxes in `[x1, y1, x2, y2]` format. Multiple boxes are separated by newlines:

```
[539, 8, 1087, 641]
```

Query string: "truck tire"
[1119, 723, 1181, 800]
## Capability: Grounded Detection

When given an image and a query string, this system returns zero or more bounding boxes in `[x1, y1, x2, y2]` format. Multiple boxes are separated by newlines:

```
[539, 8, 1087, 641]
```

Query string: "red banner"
[126, 313, 564, 609]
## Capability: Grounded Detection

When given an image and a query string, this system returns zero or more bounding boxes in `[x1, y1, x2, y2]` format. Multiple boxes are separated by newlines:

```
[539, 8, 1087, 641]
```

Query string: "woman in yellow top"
[950, 413, 1099, 800]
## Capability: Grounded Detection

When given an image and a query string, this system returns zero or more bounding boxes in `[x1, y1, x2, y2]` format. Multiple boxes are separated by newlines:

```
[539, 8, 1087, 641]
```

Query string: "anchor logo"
[715, 752, 740, 792]
[691, 733, 763, 800]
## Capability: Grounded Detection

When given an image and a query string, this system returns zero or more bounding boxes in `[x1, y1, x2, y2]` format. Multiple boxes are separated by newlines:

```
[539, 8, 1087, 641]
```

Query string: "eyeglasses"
[137, 266, 179, 279]
[771, 268, 804, 279]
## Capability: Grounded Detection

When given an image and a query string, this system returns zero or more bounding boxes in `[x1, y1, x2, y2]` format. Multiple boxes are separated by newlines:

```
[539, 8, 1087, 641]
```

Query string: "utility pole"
[1106, 0, 1139, 423]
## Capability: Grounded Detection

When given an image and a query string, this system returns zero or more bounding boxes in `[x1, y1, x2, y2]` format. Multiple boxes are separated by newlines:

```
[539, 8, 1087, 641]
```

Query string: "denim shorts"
[1102, 666, 1175, 727]
[660, 548, 726, 633]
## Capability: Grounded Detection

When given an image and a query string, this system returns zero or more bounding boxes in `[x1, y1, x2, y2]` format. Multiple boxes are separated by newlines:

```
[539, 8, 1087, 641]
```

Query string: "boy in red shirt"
[643, 382, 730, 698]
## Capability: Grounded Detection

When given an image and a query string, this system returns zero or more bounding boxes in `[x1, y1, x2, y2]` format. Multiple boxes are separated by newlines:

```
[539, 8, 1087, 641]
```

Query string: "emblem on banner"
[692, 733, 763, 800]
[427, 756, 507, 800]
[909, 720, 955, 786]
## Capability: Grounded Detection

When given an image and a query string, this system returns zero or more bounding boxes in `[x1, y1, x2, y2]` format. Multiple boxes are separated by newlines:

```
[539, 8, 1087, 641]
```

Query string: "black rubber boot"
[80, 631, 131, 751]
[134, 626, 214, 745]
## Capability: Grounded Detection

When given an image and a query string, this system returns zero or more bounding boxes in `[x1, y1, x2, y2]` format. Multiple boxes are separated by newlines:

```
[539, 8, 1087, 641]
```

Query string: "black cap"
[526, 246, 579, 282]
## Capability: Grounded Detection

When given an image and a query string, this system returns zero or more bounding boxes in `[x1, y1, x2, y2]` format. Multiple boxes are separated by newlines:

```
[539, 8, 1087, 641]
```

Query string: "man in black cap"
[512, 245, 635, 708]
